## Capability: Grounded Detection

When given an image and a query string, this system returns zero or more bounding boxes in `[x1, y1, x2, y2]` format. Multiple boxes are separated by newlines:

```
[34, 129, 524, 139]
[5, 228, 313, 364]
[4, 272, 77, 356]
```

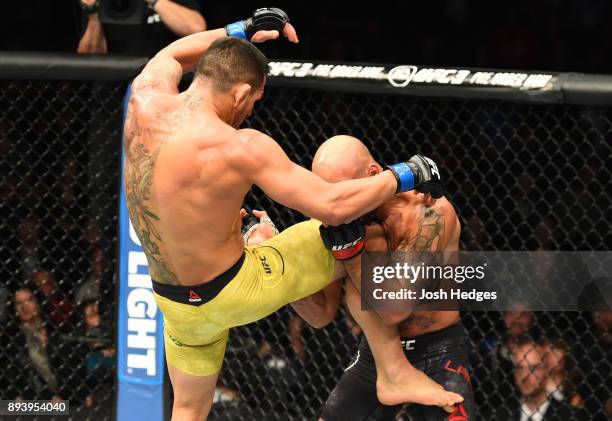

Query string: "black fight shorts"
[320, 323, 475, 421]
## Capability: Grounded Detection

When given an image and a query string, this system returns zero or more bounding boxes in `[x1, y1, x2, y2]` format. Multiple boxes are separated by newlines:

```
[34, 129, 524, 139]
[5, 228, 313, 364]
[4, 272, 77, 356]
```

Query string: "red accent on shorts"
[188, 290, 202, 301]
[443, 359, 456, 372]
[332, 241, 364, 260]
[448, 403, 468, 420]
[443, 359, 471, 383]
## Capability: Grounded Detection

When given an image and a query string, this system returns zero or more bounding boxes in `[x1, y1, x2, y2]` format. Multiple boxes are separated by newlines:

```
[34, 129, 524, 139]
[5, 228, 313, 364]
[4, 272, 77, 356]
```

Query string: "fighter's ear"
[232, 83, 252, 107]
[368, 162, 382, 176]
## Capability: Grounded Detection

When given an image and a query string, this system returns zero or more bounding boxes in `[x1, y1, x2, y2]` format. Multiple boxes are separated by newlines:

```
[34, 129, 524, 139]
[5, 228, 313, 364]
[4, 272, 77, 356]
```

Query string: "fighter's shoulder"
[234, 128, 270, 143]
[433, 197, 460, 227]
[128, 79, 174, 118]
[432, 197, 461, 246]
[230, 129, 283, 166]
[364, 222, 389, 252]
[131, 56, 181, 95]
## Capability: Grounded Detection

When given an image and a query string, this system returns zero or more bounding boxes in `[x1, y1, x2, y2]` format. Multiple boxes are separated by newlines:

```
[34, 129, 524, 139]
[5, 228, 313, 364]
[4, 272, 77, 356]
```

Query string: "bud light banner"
[117, 85, 165, 421]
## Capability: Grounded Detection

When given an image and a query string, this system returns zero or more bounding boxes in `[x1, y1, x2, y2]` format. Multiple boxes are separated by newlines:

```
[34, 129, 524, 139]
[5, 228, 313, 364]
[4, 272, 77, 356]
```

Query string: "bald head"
[312, 135, 381, 182]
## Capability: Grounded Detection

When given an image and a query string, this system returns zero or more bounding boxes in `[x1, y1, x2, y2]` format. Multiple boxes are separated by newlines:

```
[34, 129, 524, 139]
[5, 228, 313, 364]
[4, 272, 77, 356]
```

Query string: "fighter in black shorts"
[291, 135, 476, 420]
[322, 324, 473, 421]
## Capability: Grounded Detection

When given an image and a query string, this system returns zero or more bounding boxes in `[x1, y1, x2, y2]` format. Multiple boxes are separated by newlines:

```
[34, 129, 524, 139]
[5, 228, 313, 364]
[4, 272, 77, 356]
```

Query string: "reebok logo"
[188, 290, 202, 303]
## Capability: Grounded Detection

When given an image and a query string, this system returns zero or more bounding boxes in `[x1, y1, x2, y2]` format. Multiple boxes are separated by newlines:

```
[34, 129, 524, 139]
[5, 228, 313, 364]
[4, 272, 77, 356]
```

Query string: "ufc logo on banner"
[423, 156, 440, 179]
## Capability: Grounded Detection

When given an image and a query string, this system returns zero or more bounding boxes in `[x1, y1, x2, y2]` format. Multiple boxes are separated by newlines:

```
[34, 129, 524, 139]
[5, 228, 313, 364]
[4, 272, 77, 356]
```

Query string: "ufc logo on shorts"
[331, 237, 363, 251]
[423, 156, 440, 179]
[259, 255, 272, 274]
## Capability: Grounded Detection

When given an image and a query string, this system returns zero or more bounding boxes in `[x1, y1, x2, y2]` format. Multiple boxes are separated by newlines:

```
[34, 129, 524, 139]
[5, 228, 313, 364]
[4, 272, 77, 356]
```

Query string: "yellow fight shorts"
[151, 219, 334, 376]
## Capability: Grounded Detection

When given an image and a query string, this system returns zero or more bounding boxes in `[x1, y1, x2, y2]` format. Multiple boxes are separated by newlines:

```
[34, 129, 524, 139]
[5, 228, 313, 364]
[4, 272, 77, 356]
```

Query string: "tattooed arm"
[342, 222, 416, 325]
[396, 203, 461, 331]
[346, 204, 460, 325]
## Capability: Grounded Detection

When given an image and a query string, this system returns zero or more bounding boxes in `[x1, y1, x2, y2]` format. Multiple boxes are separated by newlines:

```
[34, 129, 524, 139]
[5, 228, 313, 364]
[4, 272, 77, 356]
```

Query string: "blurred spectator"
[17, 215, 43, 283]
[491, 336, 587, 420]
[82, 220, 102, 248]
[79, 300, 115, 409]
[32, 269, 74, 329]
[61, 159, 80, 207]
[6, 289, 62, 400]
[538, 338, 582, 405]
[75, 249, 104, 306]
[77, 0, 206, 56]
[577, 278, 612, 419]
[483, 306, 538, 360]
[219, 324, 261, 399]
[475, 306, 540, 407]
[533, 218, 558, 251]
[539, 339, 568, 401]
[200, 378, 243, 420]
[213, 380, 239, 405]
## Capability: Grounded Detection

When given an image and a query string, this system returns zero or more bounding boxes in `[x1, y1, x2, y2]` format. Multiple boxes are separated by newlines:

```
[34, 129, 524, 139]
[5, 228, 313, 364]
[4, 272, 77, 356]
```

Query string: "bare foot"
[376, 365, 463, 410]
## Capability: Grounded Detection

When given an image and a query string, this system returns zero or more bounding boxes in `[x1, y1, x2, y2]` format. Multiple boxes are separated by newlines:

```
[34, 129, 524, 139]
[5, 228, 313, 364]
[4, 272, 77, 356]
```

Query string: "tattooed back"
[122, 84, 264, 286]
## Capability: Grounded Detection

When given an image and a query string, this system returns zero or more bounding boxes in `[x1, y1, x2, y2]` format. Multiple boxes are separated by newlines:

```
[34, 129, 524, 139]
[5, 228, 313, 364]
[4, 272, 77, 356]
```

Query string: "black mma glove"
[319, 220, 365, 260]
[225, 8, 289, 41]
[387, 154, 445, 198]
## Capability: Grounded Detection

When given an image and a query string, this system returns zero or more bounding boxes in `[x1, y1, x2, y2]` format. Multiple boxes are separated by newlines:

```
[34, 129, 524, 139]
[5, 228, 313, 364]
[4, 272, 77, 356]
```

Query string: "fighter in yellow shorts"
[153, 219, 334, 376]
[123, 7, 454, 420]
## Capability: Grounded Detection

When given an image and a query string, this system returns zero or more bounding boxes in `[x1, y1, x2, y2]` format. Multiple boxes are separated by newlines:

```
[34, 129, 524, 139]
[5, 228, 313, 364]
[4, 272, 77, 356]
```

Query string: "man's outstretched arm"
[130, 28, 226, 95]
[132, 9, 298, 94]
[245, 132, 397, 225]
[245, 132, 441, 226]
[150, 0, 207, 37]
[77, 0, 107, 54]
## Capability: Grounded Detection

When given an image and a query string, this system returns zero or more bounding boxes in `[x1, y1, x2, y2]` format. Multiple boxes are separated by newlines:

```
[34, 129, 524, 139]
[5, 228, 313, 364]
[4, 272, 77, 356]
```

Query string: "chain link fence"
[235, 89, 612, 421]
[0, 60, 610, 420]
[0, 78, 124, 419]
